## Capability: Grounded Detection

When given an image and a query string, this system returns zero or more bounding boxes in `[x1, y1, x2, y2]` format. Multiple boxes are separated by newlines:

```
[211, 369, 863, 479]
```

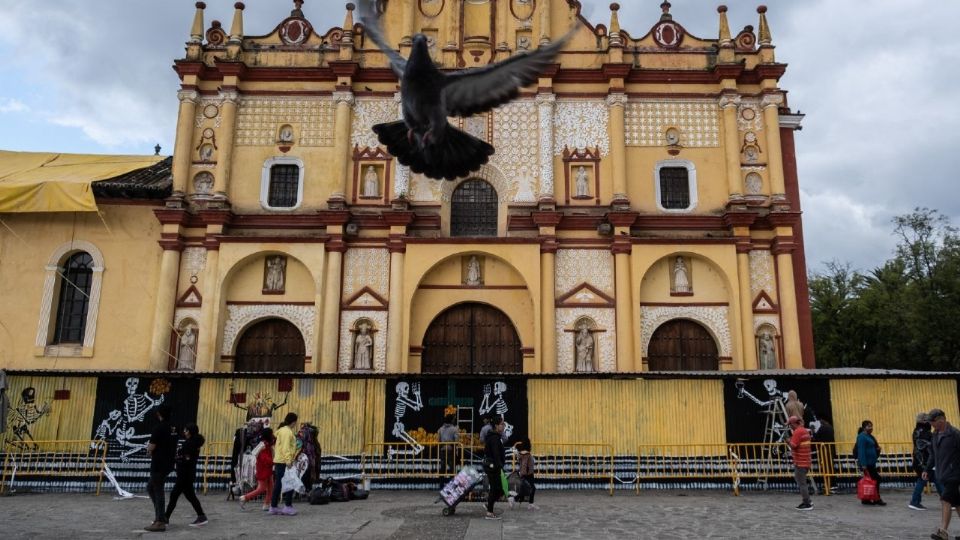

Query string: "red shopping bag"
[857, 473, 879, 502]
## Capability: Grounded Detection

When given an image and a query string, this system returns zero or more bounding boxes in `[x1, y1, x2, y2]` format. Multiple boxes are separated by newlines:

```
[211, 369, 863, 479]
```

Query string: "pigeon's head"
[411, 33, 430, 54]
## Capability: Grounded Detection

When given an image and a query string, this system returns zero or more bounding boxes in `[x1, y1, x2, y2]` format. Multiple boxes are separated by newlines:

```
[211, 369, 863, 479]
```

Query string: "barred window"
[268, 164, 300, 208]
[52, 252, 93, 344]
[451, 179, 498, 237]
[659, 167, 690, 209]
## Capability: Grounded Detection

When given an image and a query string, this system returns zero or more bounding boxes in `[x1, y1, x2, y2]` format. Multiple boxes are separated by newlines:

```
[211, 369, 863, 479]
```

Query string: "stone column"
[606, 93, 629, 205]
[736, 246, 758, 370]
[212, 90, 239, 196]
[720, 93, 743, 200]
[393, 92, 410, 198]
[331, 91, 356, 201]
[774, 243, 802, 369]
[148, 245, 183, 370]
[539, 249, 557, 372]
[536, 93, 556, 201]
[613, 248, 635, 371]
[762, 93, 787, 201]
[539, 0, 551, 44]
[386, 248, 405, 373]
[319, 233, 345, 372]
[172, 90, 199, 194]
[196, 242, 220, 371]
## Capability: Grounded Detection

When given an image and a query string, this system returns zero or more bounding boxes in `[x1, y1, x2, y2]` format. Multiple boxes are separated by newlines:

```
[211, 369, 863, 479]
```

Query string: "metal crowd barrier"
[636, 443, 731, 493]
[0, 440, 108, 495]
[361, 442, 465, 480]
[816, 441, 917, 494]
[201, 441, 234, 494]
[512, 442, 615, 496]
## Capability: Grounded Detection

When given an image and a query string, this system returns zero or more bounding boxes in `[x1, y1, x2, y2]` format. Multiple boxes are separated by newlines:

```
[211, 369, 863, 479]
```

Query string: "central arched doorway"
[647, 319, 719, 371]
[421, 303, 522, 373]
[235, 318, 305, 372]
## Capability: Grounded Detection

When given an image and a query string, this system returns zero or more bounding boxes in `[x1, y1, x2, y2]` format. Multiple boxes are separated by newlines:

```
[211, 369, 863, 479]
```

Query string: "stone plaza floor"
[0, 488, 950, 539]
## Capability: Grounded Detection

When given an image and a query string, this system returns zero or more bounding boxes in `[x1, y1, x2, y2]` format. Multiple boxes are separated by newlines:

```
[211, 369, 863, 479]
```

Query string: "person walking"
[270, 412, 299, 516]
[925, 408, 960, 540]
[165, 423, 208, 527]
[482, 418, 507, 520]
[144, 405, 177, 532]
[855, 419, 886, 506]
[787, 416, 813, 511]
[297, 423, 322, 493]
[438, 414, 460, 481]
[240, 427, 274, 511]
[911, 413, 940, 510]
[514, 437, 539, 510]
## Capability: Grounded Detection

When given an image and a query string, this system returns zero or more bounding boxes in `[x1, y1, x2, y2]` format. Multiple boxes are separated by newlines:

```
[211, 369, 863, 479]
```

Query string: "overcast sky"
[0, 0, 957, 272]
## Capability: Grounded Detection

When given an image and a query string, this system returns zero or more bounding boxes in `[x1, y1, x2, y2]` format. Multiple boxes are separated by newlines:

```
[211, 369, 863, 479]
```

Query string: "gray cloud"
[0, 0, 955, 271]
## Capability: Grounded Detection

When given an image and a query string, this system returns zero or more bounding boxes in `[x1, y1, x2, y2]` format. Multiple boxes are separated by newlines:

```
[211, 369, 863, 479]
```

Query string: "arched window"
[451, 179, 498, 237]
[260, 157, 304, 210]
[52, 252, 94, 344]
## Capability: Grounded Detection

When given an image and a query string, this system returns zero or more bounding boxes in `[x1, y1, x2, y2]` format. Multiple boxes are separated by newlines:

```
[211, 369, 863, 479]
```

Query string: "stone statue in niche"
[353, 321, 373, 370]
[193, 172, 214, 195]
[278, 125, 294, 143]
[759, 331, 777, 370]
[465, 256, 482, 286]
[199, 144, 214, 162]
[176, 326, 197, 371]
[517, 36, 531, 51]
[673, 256, 691, 293]
[575, 321, 595, 372]
[363, 165, 380, 197]
[264, 256, 287, 292]
[575, 165, 590, 197]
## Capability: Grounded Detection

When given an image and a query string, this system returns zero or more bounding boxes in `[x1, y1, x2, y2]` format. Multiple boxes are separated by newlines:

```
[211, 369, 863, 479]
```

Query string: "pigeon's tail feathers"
[374, 121, 494, 181]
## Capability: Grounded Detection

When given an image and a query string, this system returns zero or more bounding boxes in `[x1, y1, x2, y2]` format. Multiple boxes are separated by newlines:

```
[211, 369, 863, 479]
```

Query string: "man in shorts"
[925, 408, 960, 540]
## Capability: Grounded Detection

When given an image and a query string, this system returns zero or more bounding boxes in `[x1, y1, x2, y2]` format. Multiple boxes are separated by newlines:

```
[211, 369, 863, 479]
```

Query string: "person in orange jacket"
[788, 415, 813, 511]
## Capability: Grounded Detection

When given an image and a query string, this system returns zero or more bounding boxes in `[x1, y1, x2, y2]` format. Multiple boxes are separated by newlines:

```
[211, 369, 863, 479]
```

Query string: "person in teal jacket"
[855, 419, 886, 506]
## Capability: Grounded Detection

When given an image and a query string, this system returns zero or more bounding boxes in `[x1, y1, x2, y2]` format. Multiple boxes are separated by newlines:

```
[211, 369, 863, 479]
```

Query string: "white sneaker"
[528, 503, 540, 511]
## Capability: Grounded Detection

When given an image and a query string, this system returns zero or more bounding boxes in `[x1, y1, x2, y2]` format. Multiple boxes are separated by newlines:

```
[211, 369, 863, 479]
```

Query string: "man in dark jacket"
[483, 418, 506, 520]
[144, 405, 178, 532]
[911, 412, 940, 510]
[925, 409, 960, 540]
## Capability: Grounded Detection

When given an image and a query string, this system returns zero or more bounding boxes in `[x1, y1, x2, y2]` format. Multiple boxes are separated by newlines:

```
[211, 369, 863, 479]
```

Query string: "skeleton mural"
[735, 378, 790, 444]
[7, 387, 50, 449]
[232, 389, 289, 427]
[389, 381, 424, 457]
[479, 381, 513, 441]
[92, 377, 168, 461]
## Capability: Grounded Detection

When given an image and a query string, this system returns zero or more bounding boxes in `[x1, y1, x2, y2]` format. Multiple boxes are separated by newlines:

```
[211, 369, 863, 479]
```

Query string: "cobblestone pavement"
[0, 489, 949, 539]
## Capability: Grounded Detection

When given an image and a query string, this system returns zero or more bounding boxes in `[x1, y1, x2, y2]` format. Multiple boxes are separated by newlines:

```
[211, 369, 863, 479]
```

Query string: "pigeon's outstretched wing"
[357, 0, 406, 78]
[442, 31, 573, 118]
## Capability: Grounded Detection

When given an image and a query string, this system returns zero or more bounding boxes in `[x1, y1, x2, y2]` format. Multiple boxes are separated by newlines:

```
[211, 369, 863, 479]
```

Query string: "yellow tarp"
[0, 150, 164, 213]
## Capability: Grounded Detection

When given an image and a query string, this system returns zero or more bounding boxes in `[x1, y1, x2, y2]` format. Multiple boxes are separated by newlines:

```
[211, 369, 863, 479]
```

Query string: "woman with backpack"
[239, 427, 274, 511]
[855, 419, 886, 506]
[165, 423, 208, 527]
[514, 437, 539, 510]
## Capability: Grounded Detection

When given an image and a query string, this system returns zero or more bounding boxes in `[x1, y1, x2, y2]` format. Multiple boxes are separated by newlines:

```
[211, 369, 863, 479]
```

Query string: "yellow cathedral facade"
[0, 0, 814, 375]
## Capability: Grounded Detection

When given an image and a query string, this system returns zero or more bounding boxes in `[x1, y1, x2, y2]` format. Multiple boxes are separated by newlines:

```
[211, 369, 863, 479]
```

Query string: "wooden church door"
[421, 303, 522, 373]
[234, 318, 306, 372]
[647, 319, 719, 371]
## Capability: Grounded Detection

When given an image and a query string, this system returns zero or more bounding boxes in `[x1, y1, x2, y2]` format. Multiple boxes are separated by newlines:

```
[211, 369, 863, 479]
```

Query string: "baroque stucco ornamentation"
[222, 304, 316, 356]
[182, 247, 207, 278]
[749, 249, 775, 298]
[351, 98, 397, 150]
[536, 93, 556, 198]
[553, 100, 610, 156]
[555, 249, 614, 296]
[235, 97, 334, 146]
[555, 308, 615, 373]
[492, 99, 538, 202]
[640, 305, 732, 357]
[737, 98, 763, 132]
[342, 248, 390, 299]
[338, 310, 388, 372]
[624, 100, 720, 147]
[194, 97, 223, 128]
[438, 163, 513, 203]
[392, 92, 410, 197]
[753, 314, 779, 333]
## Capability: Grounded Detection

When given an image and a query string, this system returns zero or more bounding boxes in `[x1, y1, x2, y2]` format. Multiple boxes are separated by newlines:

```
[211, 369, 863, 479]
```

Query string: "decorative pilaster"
[774, 240, 802, 368]
[149, 247, 183, 370]
[211, 89, 239, 197]
[606, 93, 629, 206]
[736, 246, 758, 370]
[196, 246, 220, 371]
[540, 249, 557, 372]
[609, 212, 637, 371]
[539, 0, 551, 45]
[332, 90, 356, 202]
[172, 90, 199, 194]
[393, 92, 410, 198]
[386, 248, 405, 372]
[320, 235, 345, 372]
[761, 93, 787, 202]
[536, 93, 556, 201]
[719, 93, 743, 200]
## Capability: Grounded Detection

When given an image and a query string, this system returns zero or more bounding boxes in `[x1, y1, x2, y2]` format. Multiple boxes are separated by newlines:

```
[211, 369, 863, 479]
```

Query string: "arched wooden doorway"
[421, 303, 522, 373]
[234, 318, 305, 372]
[647, 319, 719, 371]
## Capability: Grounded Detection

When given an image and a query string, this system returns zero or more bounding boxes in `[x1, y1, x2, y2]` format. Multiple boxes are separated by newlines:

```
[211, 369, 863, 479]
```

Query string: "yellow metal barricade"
[361, 442, 465, 481]
[635, 444, 730, 494]
[727, 442, 813, 496]
[816, 441, 916, 495]
[512, 442, 614, 496]
[201, 441, 235, 495]
[0, 440, 107, 495]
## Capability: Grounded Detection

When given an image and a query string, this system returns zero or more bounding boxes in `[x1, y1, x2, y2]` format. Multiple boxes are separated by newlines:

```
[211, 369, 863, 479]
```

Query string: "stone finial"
[190, 2, 206, 44]
[292, 0, 305, 17]
[757, 5, 771, 45]
[341, 3, 355, 48]
[344, 3, 355, 30]
[660, 1, 673, 21]
[229, 2, 245, 42]
[718, 5, 732, 46]
[609, 3, 623, 47]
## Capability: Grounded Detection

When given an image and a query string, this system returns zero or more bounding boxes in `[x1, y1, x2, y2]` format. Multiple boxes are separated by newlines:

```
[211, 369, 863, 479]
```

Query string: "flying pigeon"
[357, 0, 572, 181]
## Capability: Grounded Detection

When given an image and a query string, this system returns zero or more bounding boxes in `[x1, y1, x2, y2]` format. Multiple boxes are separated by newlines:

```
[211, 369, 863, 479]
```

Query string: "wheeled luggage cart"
[437, 465, 486, 516]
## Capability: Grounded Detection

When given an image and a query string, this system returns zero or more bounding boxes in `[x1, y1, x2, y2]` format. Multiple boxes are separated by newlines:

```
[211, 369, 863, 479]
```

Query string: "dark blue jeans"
[270, 464, 293, 508]
[911, 470, 943, 506]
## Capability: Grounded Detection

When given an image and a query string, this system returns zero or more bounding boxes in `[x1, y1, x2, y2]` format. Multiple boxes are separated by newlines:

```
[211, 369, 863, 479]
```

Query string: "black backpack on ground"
[309, 485, 331, 505]
[329, 479, 353, 502]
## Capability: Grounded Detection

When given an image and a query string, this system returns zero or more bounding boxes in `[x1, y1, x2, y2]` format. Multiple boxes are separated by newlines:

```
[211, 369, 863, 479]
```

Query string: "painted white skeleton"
[389, 382, 423, 457]
[735, 378, 791, 443]
[9, 387, 50, 449]
[479, 382, 514, 444]
[122, 377, 164, 423]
